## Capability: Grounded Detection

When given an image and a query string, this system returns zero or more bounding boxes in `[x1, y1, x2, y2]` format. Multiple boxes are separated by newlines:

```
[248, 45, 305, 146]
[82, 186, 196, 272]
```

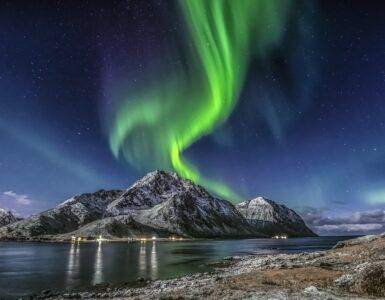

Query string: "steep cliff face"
[236, 197, 316, 237]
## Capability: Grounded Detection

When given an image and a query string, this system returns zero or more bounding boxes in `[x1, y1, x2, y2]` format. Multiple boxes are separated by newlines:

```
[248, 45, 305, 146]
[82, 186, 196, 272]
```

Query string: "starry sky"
[0, 0, 384, 235]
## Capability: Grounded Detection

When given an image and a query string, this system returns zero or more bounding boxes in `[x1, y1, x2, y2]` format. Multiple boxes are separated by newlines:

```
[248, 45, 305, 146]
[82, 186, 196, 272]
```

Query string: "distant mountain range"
[0, 171, 316, 240]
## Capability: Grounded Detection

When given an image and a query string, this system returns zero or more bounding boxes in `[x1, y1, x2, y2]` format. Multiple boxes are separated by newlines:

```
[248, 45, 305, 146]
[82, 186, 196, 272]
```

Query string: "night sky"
[1, 0, 384, 235]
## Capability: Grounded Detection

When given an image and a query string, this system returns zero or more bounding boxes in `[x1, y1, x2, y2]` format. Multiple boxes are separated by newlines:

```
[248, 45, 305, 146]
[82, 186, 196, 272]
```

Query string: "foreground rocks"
[39, 233, 385, 299]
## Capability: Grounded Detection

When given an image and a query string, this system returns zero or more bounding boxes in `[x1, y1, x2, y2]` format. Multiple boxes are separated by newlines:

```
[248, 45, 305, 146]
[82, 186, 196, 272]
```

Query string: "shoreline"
[35, 233, 385, 299]
[0, 236, 196, 243]
[0, 234, 326, 244]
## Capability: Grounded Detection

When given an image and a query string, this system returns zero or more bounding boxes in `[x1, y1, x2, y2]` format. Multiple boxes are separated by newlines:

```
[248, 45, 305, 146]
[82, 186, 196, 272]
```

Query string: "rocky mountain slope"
[0, 208, 19, 227]
[0, 189, 123, 240]
[56, 215, 172, 240]
[59, 171, 260, 239]
[106, 171, 192, 215]
[132, 181, 259, 238]
[236, 197, 316, 237]
[0, 171, 315, 240]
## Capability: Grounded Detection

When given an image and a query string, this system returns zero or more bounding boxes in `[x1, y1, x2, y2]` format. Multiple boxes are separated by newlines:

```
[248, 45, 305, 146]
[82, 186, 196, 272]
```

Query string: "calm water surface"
[0, 236, 354, 298]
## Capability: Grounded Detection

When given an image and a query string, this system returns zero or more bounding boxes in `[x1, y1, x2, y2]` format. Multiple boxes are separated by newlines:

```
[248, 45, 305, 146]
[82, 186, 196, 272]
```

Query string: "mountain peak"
[0, 209, 18, 227]
[131, 170, 184, 189]
[0, 171, 317, 240]
[236, 197, 316, 237]
[107, 170, 208, 215]
[248, 197, 272, 206]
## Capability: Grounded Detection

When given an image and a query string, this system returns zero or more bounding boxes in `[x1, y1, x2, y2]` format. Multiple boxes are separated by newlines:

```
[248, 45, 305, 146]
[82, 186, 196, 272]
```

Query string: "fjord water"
[0, 237, 353, 298]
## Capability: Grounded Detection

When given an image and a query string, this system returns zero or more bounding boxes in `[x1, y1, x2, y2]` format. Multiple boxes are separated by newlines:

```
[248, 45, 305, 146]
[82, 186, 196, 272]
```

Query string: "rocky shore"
[36, 233, 385, 299]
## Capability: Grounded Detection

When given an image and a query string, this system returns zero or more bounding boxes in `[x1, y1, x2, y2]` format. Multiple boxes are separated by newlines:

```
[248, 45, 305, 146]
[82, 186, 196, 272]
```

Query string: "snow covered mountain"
[106, 170, 194, 215]
[0, 209, 18, 227]
[0, 189, 123, 240]
[0, 171, 315, 240]
[61, 171, 260, 239]
[132, 181, 259, 238]
[236, 197, 316, 237]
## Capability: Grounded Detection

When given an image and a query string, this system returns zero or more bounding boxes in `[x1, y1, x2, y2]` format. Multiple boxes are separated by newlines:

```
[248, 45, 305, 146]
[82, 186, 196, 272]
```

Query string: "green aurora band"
[109, 0, 291, 202]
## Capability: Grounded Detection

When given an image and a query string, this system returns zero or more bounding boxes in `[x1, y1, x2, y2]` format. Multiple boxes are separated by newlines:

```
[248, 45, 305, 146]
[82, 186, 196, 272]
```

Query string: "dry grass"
[219, 266, 342, 293]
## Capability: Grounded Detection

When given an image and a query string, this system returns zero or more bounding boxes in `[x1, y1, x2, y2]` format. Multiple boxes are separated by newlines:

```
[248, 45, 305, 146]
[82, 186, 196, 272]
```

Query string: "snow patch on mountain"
[133, 188, 260, 238]
[0, 209, 18, 227]
[236, 197, 316, 237]
[0, 189, 123, 240]
[107, 170, 202, 215]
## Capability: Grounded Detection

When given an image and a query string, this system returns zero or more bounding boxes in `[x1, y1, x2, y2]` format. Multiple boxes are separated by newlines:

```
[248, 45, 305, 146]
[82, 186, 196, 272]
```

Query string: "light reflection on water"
[151, 241, 158, 279]
[0, 236, 355, 299]
[92, 241, 103, 285]
[66, 242, 80, 285]
[139, 242, 147, 276]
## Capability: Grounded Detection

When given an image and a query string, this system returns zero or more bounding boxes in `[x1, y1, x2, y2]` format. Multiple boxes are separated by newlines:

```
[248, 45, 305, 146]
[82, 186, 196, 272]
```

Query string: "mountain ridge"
[0, 170, 315, 240]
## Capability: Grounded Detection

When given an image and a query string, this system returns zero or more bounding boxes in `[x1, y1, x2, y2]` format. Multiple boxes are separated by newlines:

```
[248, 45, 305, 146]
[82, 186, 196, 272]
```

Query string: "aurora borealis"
[0, 0, 385, 235]
[108, 0, 291, 200]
